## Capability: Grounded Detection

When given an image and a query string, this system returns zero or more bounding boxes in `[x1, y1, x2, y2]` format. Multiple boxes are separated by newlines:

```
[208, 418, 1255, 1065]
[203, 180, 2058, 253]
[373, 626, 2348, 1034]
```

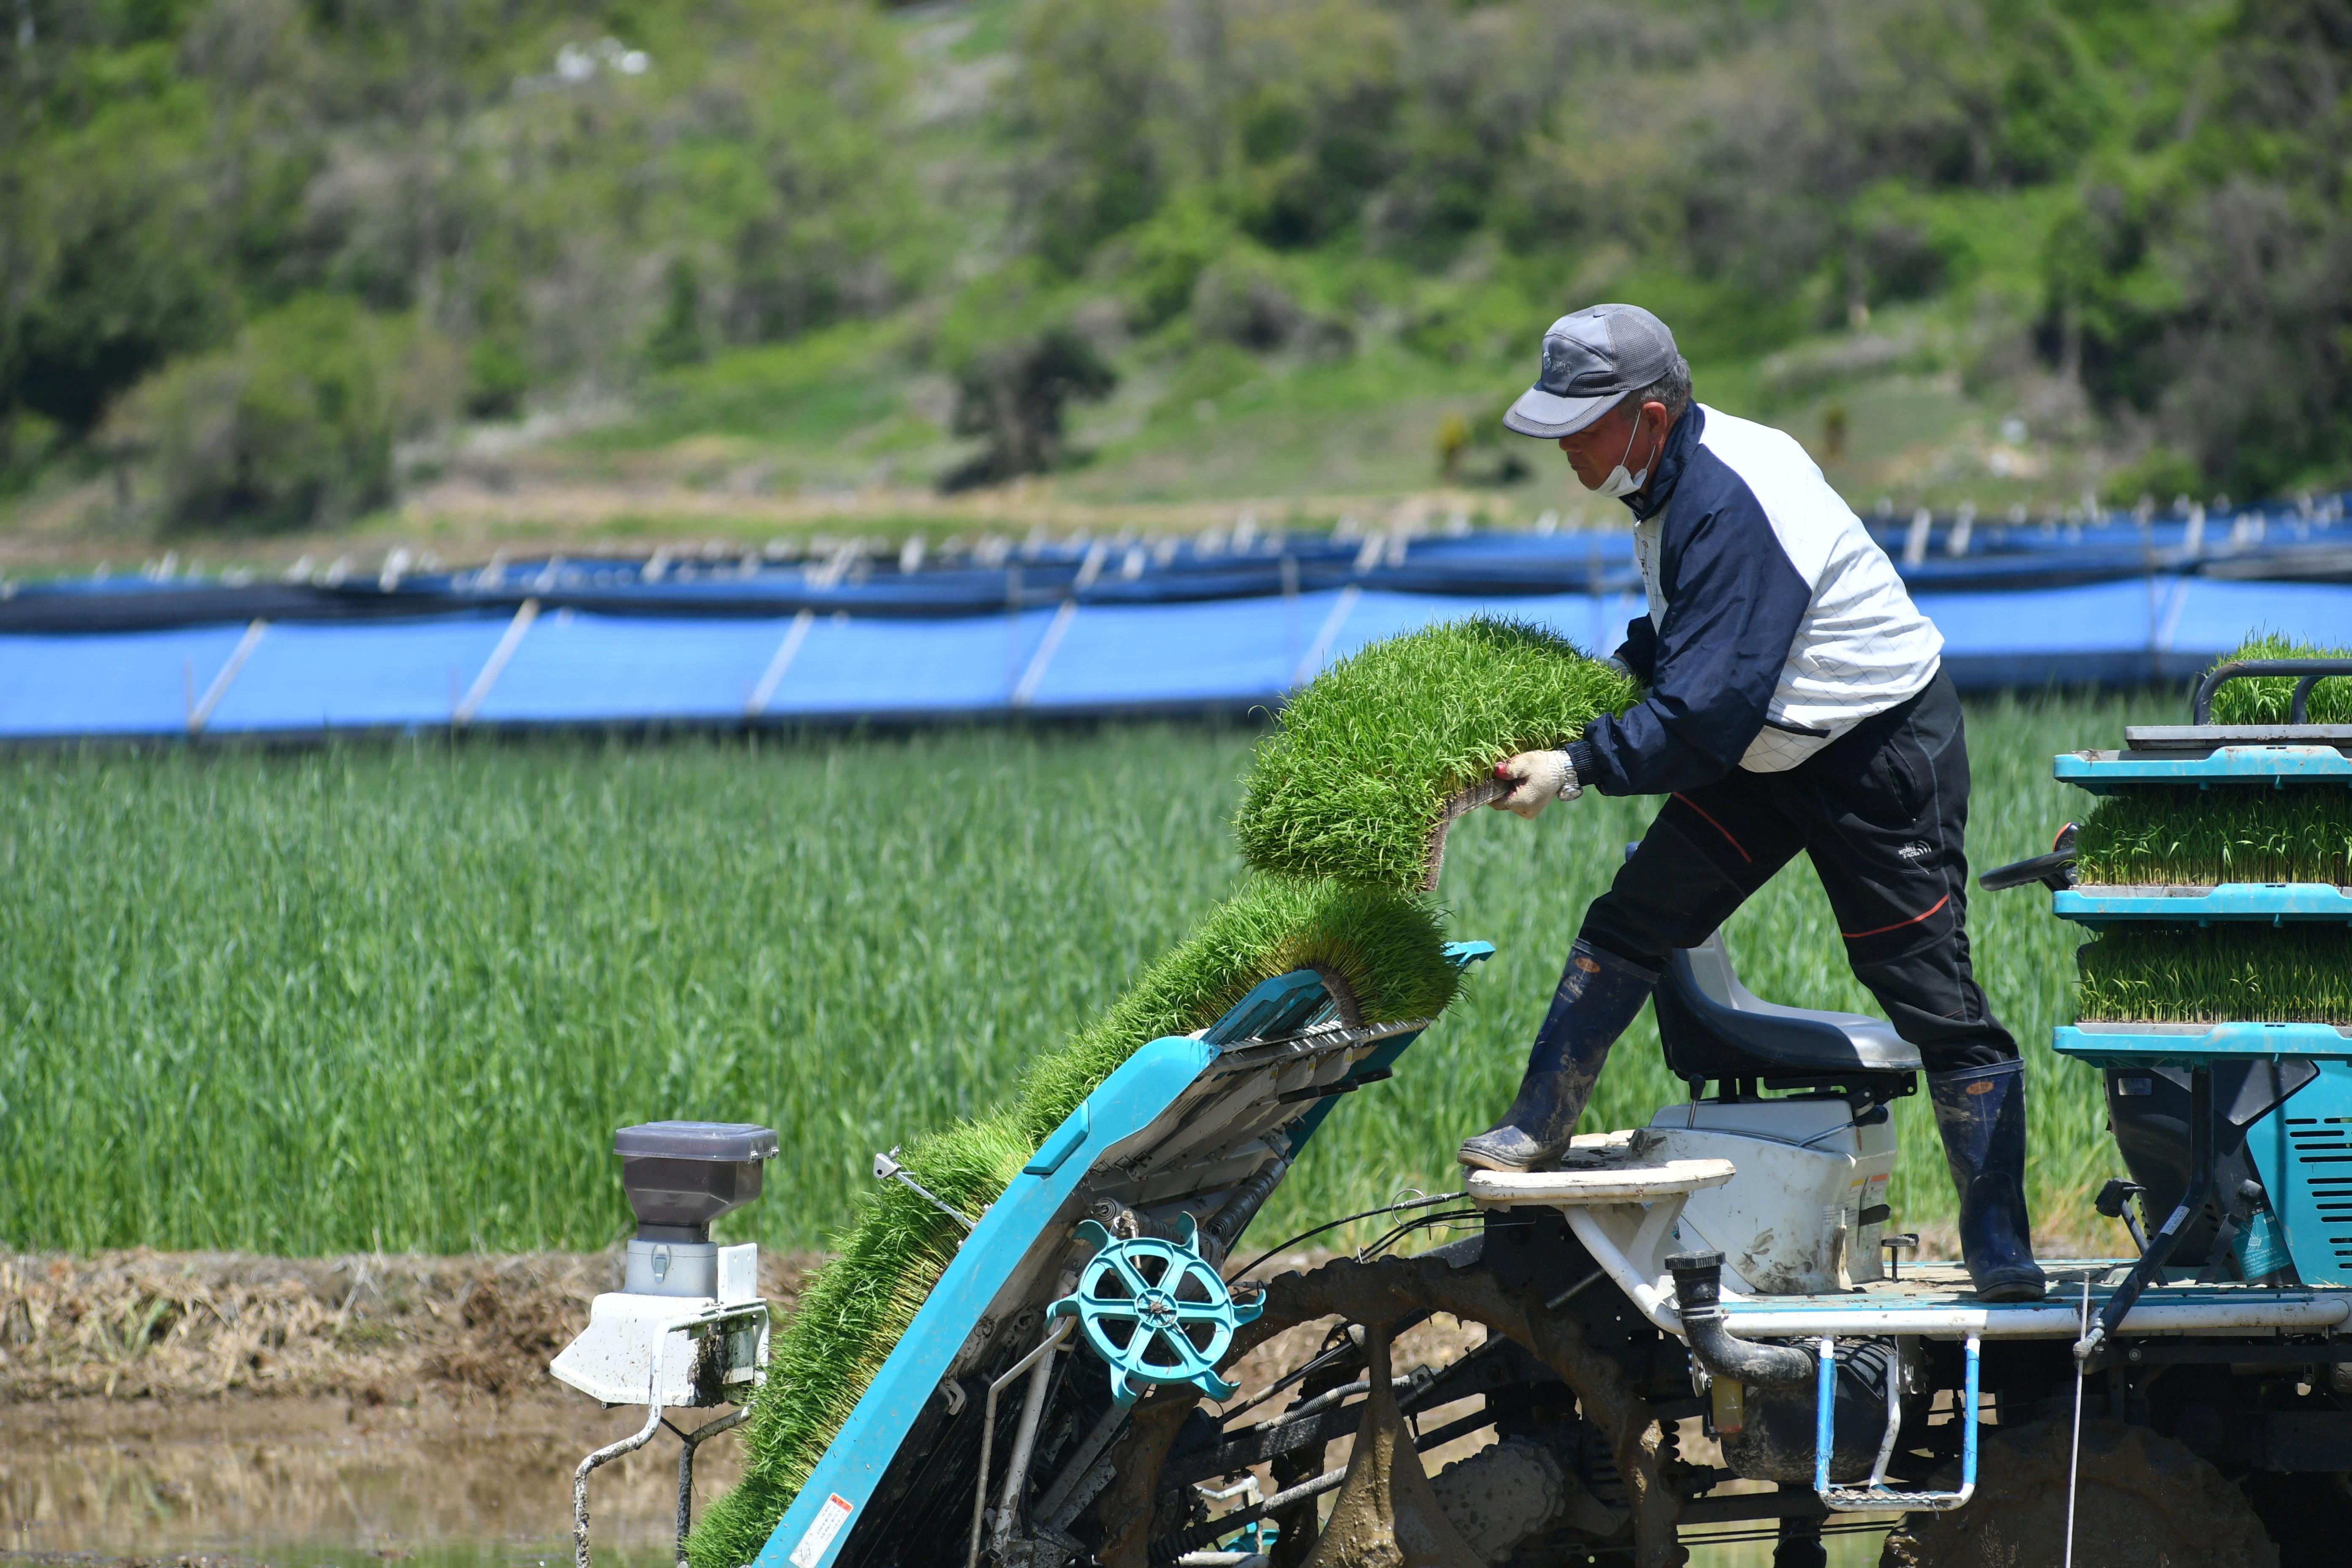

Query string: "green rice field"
[0, 691, 2142, 1258]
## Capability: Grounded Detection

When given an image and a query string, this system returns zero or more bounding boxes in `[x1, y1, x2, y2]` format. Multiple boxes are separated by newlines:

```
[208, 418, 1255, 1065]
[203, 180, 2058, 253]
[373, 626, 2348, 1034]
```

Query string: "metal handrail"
[2189, 657, 2352, 725]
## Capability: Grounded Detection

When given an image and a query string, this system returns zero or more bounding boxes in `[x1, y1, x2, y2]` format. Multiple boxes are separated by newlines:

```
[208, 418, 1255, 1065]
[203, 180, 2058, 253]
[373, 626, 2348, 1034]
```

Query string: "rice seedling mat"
[2074, 925, 2352, 1022]
[2070, 782, 2352, 887]
[1233, 616, 1639, 890]
[2054, 883, 2352, 928]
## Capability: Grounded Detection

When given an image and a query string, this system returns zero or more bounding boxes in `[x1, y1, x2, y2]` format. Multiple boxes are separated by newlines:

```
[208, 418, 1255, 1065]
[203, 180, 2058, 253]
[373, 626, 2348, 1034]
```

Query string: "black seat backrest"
[1653, 929, 1921, 1095]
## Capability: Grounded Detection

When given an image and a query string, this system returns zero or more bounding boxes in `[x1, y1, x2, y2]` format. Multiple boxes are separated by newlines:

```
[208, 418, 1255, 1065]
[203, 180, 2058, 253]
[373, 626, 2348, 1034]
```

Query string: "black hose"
[1225, 1191, 1466, 1281]
[1667, 1251, 1814, 1391]
[1353, 1207, 1484, 1263]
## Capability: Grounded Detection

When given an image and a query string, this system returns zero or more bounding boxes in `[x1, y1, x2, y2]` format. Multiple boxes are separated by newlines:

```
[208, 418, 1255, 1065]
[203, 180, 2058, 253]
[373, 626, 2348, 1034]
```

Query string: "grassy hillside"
[0, 691, 2126, 1258]
[5, 0, 2349, 561]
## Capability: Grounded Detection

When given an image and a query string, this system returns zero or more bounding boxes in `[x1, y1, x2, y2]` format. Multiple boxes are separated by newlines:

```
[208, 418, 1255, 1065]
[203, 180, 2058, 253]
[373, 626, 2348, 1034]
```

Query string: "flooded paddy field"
[0, 1252, 808, 1568]
[2, 1390, 732, 1568]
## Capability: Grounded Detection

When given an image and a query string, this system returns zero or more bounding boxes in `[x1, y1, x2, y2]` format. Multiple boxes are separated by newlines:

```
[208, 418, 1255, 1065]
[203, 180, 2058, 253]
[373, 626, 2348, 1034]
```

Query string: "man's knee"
[1576, 912, 1667, 972]
[1581, 879, 1740, 971]
[1578, 890, 1671, 970]
[1899, 1020, 2015, 1073]
[1846, 946, 2016, 1073]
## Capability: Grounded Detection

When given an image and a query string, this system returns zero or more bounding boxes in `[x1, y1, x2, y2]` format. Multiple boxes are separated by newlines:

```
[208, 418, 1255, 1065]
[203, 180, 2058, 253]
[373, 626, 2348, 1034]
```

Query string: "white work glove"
[1491, 749, 1582, 819]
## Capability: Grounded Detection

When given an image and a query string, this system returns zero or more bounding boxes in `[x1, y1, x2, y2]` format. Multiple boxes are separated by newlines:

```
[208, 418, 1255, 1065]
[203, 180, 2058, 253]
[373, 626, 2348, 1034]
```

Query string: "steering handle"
[1979, 823, 2078, 893]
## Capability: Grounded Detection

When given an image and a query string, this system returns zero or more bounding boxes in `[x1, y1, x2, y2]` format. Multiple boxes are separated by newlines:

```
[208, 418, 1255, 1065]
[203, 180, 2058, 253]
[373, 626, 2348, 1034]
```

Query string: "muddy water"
[0, 1394, 744, 1568]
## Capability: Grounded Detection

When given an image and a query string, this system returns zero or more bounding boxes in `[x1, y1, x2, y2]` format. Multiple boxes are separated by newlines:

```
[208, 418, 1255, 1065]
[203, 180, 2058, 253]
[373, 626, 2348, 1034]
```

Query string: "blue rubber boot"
[1459, 940, 1658, 1172]
[1929, 1060, 2048, 1303]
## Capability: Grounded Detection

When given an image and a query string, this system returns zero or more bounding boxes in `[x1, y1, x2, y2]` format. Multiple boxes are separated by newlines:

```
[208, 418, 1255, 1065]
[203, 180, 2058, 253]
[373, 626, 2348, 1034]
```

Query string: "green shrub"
[687, 875, 1459, 1568]
[463, 336, 531, 421]
[1189, 256, 1350, 357]
[647, 256, 710, 370]
[2098, 446, 2202, 509]
[1235, 618, 1640, 890]
[2076, 927, 2352, 1024]
[2, 87, 236, 438]
[107, 296, 456, 531]
[1111, 192, 1239, 331]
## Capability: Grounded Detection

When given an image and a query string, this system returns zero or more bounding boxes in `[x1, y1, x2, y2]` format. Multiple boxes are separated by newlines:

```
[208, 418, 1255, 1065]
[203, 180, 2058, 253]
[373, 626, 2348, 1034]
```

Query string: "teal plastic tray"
[2056, 745, 2352, 795]
[2053, 1021, 2352, 1067]
[2055, 883, 2352, 928]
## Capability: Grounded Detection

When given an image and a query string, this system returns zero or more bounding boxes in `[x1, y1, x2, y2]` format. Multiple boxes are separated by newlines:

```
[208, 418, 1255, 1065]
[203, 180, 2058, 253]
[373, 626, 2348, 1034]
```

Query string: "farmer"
[1461, 302, 2044, 1304]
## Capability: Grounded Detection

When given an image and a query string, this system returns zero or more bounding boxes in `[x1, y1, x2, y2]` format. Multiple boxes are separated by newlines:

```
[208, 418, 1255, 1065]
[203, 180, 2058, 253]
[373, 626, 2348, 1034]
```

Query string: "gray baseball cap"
[1501, 304, 1679, 439]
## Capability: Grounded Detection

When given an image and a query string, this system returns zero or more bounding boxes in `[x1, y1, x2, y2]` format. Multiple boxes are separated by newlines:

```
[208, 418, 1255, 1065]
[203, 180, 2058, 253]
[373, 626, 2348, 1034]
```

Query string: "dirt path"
[0, 474, 1507, 578]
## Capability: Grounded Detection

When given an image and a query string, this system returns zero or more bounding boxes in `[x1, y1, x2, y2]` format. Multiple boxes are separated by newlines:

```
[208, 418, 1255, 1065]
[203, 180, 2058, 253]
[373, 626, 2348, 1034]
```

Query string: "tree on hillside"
[942, 328, 1118, 492]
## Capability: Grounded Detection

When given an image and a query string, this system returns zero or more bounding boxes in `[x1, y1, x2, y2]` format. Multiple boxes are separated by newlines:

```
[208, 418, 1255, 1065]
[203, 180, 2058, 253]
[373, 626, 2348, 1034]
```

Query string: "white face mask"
[1584, 411, 1651, 497]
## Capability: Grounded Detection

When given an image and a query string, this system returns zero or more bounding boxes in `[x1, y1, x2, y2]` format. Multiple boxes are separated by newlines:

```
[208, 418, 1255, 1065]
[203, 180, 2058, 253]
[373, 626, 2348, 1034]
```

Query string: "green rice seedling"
[2073, 787, 2352, 886]
[1234, 617, 1640, 890]
[2205, 632, 2352, 725]
[1013, 875, 1461, 1139]
[689, 1111, 1032, 1568]
[687, 877, 1458, 1568]
[2076, 927, 2352, 1023]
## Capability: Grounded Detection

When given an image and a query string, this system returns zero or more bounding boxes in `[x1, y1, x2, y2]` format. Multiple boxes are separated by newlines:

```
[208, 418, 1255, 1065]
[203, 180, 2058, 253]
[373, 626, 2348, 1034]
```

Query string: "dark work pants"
[1579, 668, 2016, 1073]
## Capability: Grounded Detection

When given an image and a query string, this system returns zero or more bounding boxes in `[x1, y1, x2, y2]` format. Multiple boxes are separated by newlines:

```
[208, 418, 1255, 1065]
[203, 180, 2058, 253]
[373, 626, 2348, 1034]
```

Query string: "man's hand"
[1491, 750, 1581, 819]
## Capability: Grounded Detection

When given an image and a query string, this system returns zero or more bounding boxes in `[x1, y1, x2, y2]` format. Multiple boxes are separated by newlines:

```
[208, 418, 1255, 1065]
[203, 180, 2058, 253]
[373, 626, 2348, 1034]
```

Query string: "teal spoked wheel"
[1049, 1213, 1262, 1407]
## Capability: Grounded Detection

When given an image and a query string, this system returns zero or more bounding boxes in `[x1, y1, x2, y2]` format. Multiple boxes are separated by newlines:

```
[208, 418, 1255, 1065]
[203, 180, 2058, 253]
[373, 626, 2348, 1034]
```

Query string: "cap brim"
[1501, 385, 1614, 439]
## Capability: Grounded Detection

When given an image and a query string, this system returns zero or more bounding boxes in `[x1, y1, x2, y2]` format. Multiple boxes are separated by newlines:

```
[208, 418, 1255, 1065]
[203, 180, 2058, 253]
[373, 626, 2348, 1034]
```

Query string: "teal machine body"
[2051, 737, 2352, 1290]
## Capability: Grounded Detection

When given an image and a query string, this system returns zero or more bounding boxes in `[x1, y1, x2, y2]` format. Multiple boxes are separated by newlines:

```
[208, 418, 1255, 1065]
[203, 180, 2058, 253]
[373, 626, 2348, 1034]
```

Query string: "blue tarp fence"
[4, 497, 2349, 740]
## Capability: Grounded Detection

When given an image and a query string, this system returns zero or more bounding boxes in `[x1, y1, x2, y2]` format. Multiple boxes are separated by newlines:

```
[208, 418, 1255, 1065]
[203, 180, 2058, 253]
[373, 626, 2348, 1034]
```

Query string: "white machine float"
[551, 1120, 779, 1568]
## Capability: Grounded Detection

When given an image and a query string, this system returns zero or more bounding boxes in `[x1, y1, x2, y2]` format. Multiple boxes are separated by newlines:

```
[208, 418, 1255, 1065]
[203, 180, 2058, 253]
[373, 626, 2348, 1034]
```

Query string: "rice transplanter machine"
[558, 659, 2352, 1567]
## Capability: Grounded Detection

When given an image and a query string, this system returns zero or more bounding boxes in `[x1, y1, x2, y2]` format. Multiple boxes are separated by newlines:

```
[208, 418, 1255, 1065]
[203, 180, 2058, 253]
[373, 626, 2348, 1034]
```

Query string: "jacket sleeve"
[1613, 615, 1658, 680]
[1573, 467, 1813, 795]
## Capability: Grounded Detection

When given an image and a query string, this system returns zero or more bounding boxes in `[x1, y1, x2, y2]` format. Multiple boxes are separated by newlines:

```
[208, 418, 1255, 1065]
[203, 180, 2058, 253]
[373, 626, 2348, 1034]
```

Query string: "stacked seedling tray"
[2050, 648, 2352, 1285]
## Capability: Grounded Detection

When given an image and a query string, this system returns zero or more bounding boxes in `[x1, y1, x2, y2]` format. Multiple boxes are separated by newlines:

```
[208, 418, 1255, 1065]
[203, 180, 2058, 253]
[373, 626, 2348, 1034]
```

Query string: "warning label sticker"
[787, 1494, 855, 1568]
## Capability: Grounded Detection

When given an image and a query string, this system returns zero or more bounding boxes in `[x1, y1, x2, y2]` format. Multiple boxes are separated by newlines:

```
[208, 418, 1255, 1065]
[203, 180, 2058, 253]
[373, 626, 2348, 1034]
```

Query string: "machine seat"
[1654, 931, 1921, 1087]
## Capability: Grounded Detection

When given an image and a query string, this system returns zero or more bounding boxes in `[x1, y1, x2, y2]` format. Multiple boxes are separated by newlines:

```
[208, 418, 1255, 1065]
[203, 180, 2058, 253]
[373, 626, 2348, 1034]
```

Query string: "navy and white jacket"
[1569, 404, 1942, 796]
